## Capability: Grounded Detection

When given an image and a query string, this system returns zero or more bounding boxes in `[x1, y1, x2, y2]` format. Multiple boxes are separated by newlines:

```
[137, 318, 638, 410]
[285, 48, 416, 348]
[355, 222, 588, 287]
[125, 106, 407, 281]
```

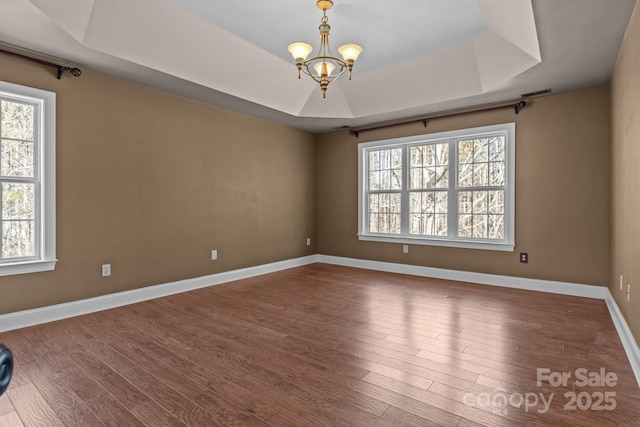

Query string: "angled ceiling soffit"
[25, 0, 540, 121]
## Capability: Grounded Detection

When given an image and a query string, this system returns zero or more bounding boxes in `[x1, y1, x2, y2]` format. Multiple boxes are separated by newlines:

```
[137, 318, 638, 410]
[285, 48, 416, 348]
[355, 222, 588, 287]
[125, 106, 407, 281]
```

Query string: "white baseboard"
[317, 255, 610, 298]
[1, 253, 638, 388]
[0, 255, 318, 333]
[603, 292, 640, 388]
[317, 255, 640, 388]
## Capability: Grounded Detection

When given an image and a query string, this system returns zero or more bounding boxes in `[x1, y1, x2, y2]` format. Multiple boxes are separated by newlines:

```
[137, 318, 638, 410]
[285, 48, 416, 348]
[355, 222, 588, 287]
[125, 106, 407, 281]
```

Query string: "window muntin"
[0, 81, 56, 275]
[358, 123, 515, 251]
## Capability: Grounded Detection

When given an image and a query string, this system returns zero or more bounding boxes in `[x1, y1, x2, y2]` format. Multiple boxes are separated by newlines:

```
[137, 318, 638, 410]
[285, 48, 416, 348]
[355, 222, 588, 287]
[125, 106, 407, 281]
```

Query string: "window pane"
[410, 143, 448, 190]
[489, 215, 504, 239]
[459, 214, 472, 238]
[473, 163, 488, 187]
[435, 166, 448, 188]
[1, 101, 34, 141]
[458, 191, 472, 214]
[3, 183, 35, 219]
[473, 215, 488, 238]
[489, 161, 505, 186]
[435, 143, 448, 165]
[1, 139, 34, 177]
[369, 148, 402, 191]
[2, 220, 35, 258]
[410, 146, 422, 167]
[380, 170, 390, 190]
[489, 191, 504, 214]
[458, 140, 472, 163]
[368, 193, 401, 234]
[369, 151, 380, 170]
[459, 136, 506, 190]
[458, 191, 503, 240]
[410, 191, 447, 236]
[435, 214, 447, 236]
[410, 167, 422, 189]
[435, 192, 447, 214]
[458, 163, 473, 188]
[473, 191, 488, 214]
[473, 139, 489, 162]
[489, 136, 505, 161]
[369, 171, 380, 191]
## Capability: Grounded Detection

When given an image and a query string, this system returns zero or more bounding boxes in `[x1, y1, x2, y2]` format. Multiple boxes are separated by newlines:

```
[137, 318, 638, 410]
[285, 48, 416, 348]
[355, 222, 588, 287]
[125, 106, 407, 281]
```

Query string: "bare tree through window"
[0, 100, 36, 258]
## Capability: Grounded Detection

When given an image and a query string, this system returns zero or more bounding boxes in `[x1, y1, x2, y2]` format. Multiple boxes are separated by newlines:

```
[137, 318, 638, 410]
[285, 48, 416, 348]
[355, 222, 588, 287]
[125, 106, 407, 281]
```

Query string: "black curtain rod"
[349, 100, 526, 137]
[0, 48, 81, 79]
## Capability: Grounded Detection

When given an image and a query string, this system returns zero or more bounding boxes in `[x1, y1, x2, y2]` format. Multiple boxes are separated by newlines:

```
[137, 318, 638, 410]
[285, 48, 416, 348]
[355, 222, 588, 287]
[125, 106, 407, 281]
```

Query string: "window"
[358, 123, 515, 251]
[0, 81, 56, 276]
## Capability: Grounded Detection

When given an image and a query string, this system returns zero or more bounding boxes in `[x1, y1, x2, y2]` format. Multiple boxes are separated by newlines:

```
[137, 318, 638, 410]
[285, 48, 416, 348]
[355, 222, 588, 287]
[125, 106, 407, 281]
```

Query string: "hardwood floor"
[0, 263, 638, 426]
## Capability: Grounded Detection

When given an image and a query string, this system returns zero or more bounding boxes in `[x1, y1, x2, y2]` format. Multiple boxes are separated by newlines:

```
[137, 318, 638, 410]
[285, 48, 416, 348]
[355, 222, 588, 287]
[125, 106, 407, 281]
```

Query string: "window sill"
[358, 234, 515, 252]
[0, 259, 57, 277]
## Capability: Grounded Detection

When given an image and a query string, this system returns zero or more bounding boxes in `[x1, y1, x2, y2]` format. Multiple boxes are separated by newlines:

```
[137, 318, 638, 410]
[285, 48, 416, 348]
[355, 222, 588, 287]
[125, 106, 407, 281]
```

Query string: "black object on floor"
[0, 344, 12, 396]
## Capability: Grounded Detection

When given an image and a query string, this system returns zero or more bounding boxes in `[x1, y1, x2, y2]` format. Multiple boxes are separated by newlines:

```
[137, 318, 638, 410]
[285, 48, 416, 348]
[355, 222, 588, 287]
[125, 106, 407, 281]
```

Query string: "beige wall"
[0, 54, 317, 314]
[611, 2, 640, 345]
[317, 86, 611, 286]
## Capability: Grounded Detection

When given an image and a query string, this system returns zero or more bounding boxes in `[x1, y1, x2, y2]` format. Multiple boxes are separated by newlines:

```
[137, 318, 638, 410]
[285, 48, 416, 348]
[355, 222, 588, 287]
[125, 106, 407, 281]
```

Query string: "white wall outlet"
[211, 249, 218, 260]
[620, 275, 624, 291]
[101, 264, 111, 277]
[402, 244, 409, 253]
[627, 284, 631, 302]
[306, 238, 311, 246]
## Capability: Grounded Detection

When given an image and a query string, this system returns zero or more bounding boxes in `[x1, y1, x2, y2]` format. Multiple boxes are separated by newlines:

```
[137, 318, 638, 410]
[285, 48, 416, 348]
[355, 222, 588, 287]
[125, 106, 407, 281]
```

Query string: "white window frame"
[0, 81, 56, 276]
[358, 123, 515, 252]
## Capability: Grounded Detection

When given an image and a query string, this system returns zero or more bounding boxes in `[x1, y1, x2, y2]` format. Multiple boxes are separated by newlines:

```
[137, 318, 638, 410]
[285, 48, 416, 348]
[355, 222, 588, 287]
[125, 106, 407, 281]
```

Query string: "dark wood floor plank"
[5, 327, 105, 427]
[0, 263, 638, 426]
[6, 383, 65, 427]
[0, 394, 15, 416]
[23, 327, 148, 427]
[362, 371, 519, 427]
[0, 411, 24, 426]
[379, 405, 444, 427]
[96, 310, 387, 427]
[72, 332, 249, 427]
[111, 296, 392, 421]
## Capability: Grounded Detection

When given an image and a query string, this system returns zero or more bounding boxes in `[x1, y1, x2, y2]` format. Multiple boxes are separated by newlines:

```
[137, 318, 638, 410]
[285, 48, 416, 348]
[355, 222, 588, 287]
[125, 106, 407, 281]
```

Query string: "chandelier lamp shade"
[288, 0, 363, 98]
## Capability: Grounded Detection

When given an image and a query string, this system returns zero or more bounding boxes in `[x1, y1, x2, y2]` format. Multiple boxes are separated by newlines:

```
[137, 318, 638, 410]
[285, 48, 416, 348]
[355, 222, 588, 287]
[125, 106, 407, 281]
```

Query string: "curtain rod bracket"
[422, 119, 428, 128]
[56, 66, 82, 79]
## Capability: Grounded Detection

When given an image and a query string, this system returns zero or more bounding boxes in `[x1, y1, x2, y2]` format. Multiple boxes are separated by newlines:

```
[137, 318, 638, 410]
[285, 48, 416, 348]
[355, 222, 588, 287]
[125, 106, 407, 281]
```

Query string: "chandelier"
[287, 0, 363, 98]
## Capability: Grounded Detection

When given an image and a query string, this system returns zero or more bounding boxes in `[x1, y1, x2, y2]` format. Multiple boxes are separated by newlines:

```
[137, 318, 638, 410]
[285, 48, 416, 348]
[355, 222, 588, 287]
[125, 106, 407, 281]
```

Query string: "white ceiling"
[0, 0, 636, 133]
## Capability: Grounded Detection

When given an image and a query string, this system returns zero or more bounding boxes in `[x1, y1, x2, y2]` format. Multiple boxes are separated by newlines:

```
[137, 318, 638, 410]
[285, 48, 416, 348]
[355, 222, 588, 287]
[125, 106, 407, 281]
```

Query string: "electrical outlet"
[402, 245, 409, 253]
[520, 253, 529, 263]
[101, 264, 111, 277]
[627, 284, 631, 302]
[620, 275, 624, 291]
[307, 238, 311, 246]
[211, 249, 218, 260]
